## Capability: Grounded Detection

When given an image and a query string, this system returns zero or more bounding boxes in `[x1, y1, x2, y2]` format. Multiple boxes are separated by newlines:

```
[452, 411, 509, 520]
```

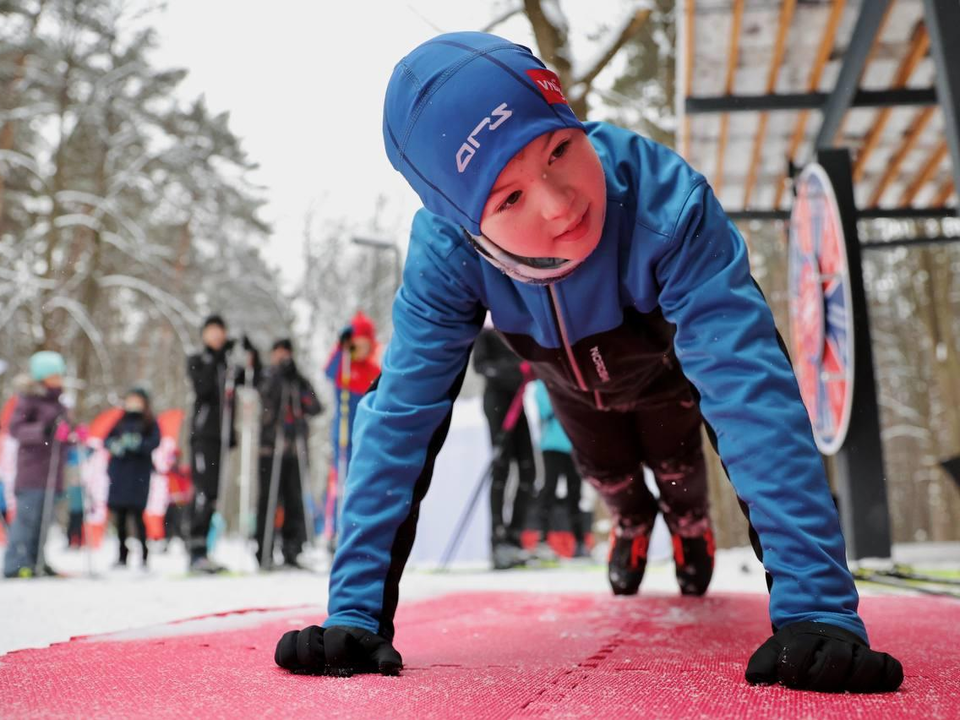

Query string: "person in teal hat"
[532, 379, 588, 559]
[3, 351, 70, 577]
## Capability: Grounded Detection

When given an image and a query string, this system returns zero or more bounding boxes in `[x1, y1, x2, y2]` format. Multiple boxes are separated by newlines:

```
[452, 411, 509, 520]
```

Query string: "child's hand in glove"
[746, 622, 903, 693]
[275, 625, 402, 677]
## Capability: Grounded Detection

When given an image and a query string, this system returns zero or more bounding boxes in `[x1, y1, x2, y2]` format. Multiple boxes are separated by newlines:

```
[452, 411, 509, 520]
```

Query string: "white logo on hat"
[456, 103, 512, 173]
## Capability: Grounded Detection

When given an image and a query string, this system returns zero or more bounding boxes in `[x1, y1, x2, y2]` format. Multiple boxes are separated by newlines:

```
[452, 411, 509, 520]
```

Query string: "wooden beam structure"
[852, 24, 930, 183]
[931, 177, 956, 207]
[682, 0, 954, 219]
[743, 0, 797, 208]
[899, 139, 949, 206]
[714, 0, 744, 198]
[774, 0, 847, 209]
[866, 106, 937, 207]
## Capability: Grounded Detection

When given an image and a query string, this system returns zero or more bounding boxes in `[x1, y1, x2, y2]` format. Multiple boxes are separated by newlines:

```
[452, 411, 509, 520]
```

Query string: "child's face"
[351, 336, 372, 361]
[43, 374, 63, 390]
[124, 394, 145, 413]
[202, 324, 226, 351]
[270, 347, 292, 366]
[479, 129, 606, 264]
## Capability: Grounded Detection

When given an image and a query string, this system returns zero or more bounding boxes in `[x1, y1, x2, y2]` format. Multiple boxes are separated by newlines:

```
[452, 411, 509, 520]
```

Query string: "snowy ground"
[2, 530, 958, 657]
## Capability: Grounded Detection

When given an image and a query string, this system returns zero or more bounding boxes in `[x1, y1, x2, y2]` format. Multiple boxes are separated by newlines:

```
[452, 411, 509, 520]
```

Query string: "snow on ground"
[2, 530, 957, 657]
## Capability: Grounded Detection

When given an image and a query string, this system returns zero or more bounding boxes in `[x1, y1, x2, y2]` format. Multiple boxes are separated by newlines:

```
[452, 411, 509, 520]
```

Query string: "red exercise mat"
[1, 592, 957, 719]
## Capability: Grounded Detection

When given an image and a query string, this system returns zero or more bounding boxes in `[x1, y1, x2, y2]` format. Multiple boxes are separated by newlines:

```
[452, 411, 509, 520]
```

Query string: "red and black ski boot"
[672, 526, 715, 596]
[607, 525, 652, 596]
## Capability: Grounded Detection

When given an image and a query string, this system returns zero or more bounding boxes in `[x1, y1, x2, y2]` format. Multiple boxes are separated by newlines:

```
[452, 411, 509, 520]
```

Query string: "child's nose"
[538, 175, 575, 220]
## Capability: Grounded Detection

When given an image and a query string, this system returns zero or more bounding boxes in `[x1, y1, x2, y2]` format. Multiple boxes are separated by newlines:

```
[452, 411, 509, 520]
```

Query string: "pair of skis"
[33, 428, 64, 577]
[208, 346, 316, 571]
[853, 564, 960, 599]
[206, 352, 248, 560]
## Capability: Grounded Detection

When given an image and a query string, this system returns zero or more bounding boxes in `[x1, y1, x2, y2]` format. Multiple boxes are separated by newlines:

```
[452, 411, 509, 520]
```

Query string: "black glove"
[746, 621, 903, 693]
[275, 625, 402, 677]
[338, 326, 354, 346]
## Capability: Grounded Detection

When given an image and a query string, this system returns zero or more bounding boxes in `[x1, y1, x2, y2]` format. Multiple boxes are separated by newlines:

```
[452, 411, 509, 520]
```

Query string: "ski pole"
[439, 462, 495, 570]
[34, 427, 64, 577]
[439, 380, 528, 570]
[238, 347, 256, 548]
[211, 350, 238, 553]
[291, 382, 316, 546]
[77, 442, 96, 578]
[261, 382, 288, 570]
[333, 346, 352, 545]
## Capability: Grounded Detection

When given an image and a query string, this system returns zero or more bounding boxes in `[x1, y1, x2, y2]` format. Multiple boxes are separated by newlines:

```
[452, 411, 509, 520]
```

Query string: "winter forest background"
[1, 0, 957, 547]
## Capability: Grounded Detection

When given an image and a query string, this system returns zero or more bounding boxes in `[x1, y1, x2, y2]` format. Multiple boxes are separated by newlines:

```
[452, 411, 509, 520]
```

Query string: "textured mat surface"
[1, 592, 958, 719]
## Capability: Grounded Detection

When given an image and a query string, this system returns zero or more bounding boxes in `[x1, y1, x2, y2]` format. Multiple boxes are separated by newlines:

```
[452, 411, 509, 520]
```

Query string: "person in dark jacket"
[256, 339, 322, 569]
[3, 351, 70, 578]
[472, 325, 537, 569]
[185, 314, 258, 572]
[105, 388, 161, 568]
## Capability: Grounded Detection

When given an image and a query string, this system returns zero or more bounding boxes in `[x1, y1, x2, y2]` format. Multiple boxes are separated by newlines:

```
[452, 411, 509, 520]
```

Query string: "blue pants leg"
[3, 489, 46, 576]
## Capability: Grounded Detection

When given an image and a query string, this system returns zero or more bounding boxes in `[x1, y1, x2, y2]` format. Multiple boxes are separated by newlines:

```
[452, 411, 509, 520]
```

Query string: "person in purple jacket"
[3, 351, 70, 578]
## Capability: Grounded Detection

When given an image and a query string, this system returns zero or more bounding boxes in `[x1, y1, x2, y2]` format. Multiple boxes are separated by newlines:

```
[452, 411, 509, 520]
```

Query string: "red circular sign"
[788, 164, 855, 455]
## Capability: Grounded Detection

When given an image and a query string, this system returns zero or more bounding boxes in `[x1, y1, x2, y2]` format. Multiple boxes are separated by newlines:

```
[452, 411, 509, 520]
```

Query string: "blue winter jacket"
[325, 122, 865, 643]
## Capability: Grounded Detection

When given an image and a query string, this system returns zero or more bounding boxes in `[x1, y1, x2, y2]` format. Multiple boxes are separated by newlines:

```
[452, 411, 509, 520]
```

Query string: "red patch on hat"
[526, 69, 567, 105]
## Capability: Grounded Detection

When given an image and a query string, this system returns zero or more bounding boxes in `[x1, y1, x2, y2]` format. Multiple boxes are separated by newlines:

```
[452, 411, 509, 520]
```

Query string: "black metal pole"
[815, 0, 894, 149]
[726, 206, 959, 222]
[817, 148, 893, 560]
[861, 235, 960, 250]
[923, 0, 960, 218]
[685, 87, 936, 115]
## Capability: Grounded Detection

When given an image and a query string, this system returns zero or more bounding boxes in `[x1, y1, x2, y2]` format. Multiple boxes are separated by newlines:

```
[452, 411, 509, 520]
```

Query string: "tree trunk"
[522, 0, 578, 109]
[0, 2, 45, 231]
[39, 61, 75, 350]
[73, 87, 117, 418]
[916, 246, 960, 541]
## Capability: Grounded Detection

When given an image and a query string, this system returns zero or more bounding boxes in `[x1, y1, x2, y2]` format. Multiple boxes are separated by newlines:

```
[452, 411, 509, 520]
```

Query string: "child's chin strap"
[464, 230, 586, 286]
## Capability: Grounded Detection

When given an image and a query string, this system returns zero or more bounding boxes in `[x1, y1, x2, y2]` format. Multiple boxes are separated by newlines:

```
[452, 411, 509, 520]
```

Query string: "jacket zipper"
[548, 285, 605, 410]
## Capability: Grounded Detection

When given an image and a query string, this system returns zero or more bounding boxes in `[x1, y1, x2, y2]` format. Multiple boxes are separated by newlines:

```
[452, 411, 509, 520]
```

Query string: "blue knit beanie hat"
[383, 32, 583, 236]
[29, 351, 66, 382]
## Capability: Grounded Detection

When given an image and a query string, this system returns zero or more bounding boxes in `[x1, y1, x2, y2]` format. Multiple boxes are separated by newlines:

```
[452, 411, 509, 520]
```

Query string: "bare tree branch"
[575, 8, 652, 92]
[522, 0, 572, 82]
[405, 3, 445, 34]
[482, 3, 524, 33]
[519, 1, 651, 118]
